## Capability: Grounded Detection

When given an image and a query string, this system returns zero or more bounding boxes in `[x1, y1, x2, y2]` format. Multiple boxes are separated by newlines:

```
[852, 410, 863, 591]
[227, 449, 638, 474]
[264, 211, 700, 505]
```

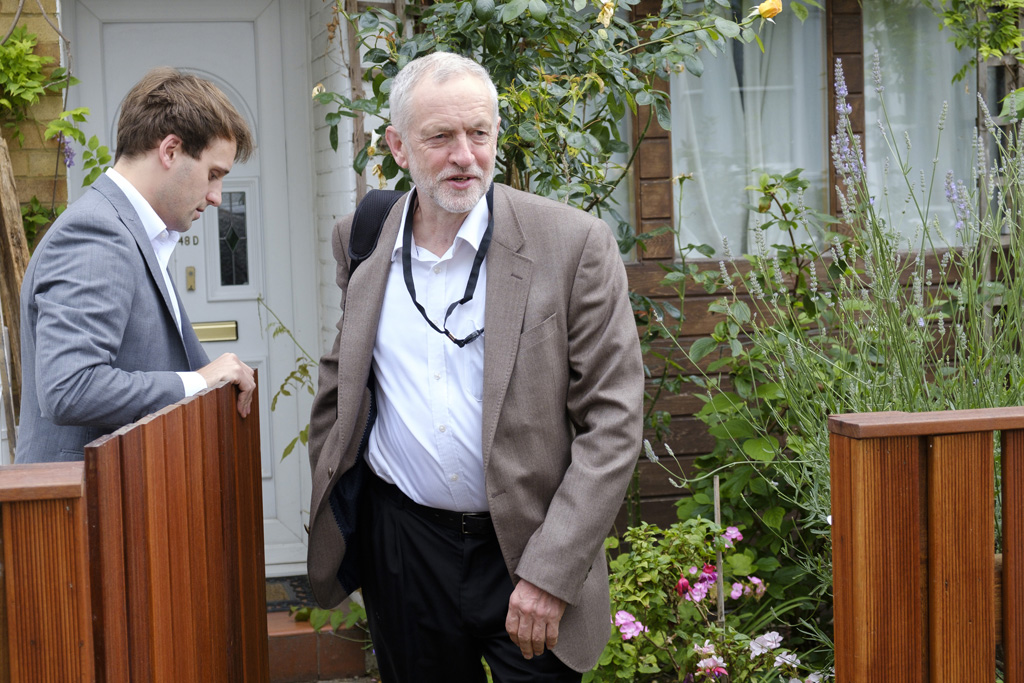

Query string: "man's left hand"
[505, 579, 567, 659]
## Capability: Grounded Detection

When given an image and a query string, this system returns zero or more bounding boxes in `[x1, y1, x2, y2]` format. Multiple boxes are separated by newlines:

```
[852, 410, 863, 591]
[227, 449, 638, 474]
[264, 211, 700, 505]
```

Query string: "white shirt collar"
[390, 188, 490, 262]
[105, 167, 181, 268]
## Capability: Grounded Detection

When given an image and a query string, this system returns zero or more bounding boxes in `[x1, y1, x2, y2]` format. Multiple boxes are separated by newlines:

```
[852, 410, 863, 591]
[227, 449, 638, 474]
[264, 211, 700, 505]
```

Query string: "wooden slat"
[197, 391, 230, 683]
[830, 407, 1024, 439]
[0, 463, 84, 502]
[928, 432, 995, 681]
[0, 507, 6, 683]
[638, 179, 672, 220]
[119, 426, 153, 682]
[161, 406, 200, 682]
[86, 433, 130, 683]
[1003, 430, 1024, 683]
[2, 496, 90, 682]
[831, 436, 929, 679]
[848, 435, 926, 682]
[222, 381, 269, 683]
[181, 398, 214, 680]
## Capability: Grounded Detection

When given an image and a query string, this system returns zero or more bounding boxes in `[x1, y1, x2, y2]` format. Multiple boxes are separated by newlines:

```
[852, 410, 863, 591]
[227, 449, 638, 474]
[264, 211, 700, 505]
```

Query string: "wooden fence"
[0, 381, 268, 682]
[830, 407, 1024, 682]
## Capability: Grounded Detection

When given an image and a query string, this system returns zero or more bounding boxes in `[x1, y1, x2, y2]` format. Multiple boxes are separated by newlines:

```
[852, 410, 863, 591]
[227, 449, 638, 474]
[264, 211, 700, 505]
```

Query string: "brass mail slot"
[192, 321, 238, 343]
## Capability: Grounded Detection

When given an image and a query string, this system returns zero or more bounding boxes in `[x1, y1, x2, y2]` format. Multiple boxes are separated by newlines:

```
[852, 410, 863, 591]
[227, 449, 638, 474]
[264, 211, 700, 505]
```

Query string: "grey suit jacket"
[306, 184, 644, 671]
[15, 174, 209, 463]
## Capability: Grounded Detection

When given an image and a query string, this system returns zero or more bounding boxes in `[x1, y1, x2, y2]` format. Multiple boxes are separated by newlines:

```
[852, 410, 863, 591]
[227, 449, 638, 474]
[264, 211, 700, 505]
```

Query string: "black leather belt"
[369, 473, 494, 536]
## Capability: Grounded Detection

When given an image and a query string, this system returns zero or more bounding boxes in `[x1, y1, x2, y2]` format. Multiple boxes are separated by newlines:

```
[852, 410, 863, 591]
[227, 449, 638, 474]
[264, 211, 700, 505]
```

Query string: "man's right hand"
[197, 353, 256, 417]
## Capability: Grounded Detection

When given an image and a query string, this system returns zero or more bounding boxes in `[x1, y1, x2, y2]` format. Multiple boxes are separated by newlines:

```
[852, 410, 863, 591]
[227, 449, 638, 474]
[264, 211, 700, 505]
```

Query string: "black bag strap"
[348, 189, 404, 275]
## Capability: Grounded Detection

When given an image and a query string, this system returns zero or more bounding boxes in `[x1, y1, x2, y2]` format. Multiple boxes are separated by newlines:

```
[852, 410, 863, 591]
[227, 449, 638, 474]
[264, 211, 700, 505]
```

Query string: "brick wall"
[1, 0, 67, 217]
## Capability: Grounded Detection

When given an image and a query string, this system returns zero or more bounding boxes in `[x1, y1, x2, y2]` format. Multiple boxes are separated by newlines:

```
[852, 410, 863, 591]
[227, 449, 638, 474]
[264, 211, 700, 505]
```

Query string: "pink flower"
[676, 577, 690, 596]
[722, 526, 743, 547]
[686, 581, 709, 603]
[697, 655, 728, 677]
[613, 610, 648, 640]
[774, 652, 801, 669]
[699, 564, 717, 584]
[729, 582, 743, 600]
[693, 639, 716, 656]
[750, 576, 766, 597]
[750, 631, 783, 659]
[689, 565, 699, 576]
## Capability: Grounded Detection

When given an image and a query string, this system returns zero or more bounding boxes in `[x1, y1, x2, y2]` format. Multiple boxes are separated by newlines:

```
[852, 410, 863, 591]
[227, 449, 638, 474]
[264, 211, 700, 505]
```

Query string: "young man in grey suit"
[306, 52, 644, 681]
[16, 68, 256, 464]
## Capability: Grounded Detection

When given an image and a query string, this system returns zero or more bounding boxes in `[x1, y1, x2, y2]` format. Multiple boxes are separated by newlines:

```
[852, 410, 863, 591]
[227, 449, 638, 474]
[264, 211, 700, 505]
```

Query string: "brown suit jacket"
[306, 183, 644, 671]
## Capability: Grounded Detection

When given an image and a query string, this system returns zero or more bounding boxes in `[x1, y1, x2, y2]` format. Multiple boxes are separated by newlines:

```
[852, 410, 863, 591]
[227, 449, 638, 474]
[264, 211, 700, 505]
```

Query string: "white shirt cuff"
[178, 371, 208, 397]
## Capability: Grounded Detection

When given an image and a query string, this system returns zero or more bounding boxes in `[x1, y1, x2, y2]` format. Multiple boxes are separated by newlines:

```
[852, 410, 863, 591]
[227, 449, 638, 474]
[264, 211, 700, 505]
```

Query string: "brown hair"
[114, 67, 254, 163]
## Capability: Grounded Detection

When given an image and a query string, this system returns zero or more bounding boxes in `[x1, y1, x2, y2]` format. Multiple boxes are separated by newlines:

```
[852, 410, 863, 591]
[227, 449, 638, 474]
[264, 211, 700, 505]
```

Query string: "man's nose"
[207, 186, 223, 207]
[450, 134, 474, 167]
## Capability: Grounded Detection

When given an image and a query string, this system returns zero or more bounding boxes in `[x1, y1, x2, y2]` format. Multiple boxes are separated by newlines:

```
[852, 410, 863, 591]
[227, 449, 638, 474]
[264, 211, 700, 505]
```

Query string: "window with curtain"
[862, 1, 976, 245]
[670, 3, 827, 257]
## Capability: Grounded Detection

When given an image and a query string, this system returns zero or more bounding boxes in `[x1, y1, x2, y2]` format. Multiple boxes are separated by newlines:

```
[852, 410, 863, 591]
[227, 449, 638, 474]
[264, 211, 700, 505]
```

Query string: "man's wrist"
[178, 371, 208, 397]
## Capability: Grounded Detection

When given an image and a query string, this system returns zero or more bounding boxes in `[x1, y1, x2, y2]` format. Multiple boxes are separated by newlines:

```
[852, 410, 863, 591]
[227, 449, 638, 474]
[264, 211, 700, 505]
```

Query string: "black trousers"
[357, 475, 582, 683]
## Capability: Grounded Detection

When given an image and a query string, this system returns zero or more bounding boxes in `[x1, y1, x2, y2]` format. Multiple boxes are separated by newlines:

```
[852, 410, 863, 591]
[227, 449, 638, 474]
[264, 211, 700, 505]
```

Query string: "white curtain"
[862, 1, 976, 245]
[670, 5, 827, 257]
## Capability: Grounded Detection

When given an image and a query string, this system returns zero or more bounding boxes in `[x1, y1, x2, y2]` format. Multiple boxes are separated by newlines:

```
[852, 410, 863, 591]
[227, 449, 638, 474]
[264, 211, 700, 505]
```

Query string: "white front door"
[64, 0, 317, 576]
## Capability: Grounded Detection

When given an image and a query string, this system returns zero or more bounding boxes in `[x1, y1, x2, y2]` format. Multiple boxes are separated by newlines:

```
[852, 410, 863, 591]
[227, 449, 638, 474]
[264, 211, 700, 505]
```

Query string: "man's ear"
[157, 134, 183, 169]
[384, 126, 409, 169]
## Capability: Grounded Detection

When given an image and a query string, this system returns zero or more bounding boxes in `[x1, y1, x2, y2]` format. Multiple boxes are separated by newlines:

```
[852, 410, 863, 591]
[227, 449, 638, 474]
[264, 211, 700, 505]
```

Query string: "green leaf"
[354, 146, 370, 175]
[754, 382, 785, 400]
[791, 1, 809, 22]
[330, 609, 345, 632]
[329, 125, 339, 152]
[742, 435, 779, 462]
[502, 0, 530, 22]
[999, 87, 1024, 119]
[729, 300, 751, 324]
[527, 0, 548, 21]
[689, 337, 718, 363]
[309, 608, 330, 632]
[653, 98, 672, 131]
[762, 506, 786, 531]
[714, 17, 741, 39]
[708, 419, 756, 440]
[727, 553, 754, 575]
[682, 53, 704, 77]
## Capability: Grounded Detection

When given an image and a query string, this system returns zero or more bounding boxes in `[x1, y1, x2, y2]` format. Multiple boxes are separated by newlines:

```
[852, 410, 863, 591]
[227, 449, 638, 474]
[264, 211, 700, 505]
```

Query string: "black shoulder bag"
[347, 189, 404, 275]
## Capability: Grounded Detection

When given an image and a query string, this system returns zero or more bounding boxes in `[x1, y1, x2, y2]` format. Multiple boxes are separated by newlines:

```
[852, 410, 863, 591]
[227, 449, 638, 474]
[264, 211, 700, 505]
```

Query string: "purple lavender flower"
[62, 136, 75, 168]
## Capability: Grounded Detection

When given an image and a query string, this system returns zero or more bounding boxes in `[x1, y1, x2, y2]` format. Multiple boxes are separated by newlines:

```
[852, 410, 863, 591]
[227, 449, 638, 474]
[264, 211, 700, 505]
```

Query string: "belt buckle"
[461, 513, 485, 535]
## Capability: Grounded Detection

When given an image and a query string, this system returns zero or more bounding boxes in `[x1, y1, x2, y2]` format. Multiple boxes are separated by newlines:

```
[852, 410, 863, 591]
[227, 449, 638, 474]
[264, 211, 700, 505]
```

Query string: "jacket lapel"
[93, 175, 182, 326]
[481, 186, 532, 471]
[334, 196, 407, 426]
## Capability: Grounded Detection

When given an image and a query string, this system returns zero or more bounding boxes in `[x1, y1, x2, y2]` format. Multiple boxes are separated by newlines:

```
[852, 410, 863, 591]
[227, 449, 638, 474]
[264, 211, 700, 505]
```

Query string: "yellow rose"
[757, 0, 782, 19]
[597, 1, 615, 28]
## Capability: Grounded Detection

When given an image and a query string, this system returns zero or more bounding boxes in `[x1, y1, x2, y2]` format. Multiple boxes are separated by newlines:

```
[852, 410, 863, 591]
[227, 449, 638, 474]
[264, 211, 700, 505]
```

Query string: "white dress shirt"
[366, 190, 489, 512]
[105, 169, 206, 396]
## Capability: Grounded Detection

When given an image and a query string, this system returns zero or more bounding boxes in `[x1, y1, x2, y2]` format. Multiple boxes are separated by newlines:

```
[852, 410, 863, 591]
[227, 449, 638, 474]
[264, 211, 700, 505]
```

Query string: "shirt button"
[449, 474, 459, 482]
[433, 265, 441, 274]
[438, 424, 447, 433]
[434, 372, 442, 381]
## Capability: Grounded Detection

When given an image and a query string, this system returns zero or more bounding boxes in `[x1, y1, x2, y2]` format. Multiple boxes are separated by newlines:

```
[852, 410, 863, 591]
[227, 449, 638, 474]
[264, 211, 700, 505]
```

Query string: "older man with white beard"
[306, 51, 644, 682]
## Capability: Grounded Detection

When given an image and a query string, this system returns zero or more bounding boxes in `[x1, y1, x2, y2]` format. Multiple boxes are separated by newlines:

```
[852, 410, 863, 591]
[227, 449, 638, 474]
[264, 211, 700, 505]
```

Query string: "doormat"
[265, 574, 318, 613]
